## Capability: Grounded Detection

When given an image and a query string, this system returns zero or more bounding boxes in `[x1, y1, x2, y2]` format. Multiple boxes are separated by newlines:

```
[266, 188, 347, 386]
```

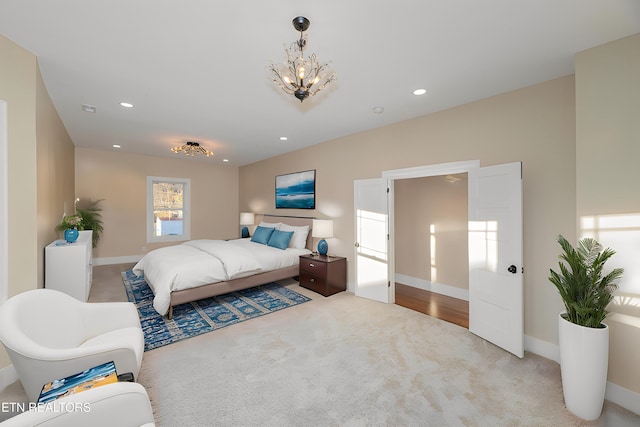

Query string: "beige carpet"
[136, 282, 639, 427]
[1, 265, 638, 426]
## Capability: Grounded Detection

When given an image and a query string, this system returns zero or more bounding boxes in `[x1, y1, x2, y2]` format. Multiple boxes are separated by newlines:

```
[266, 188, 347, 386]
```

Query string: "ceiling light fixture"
[413, 88, 427, 96]
[170, 141, 213, 157]
[269, 16, 336, 102]
[120, 102, 134, 108]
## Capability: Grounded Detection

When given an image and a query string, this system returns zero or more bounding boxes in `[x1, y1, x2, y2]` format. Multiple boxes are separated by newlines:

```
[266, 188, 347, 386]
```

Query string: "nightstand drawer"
[299, 273, 326, 294]
[299, 258, 327, 276]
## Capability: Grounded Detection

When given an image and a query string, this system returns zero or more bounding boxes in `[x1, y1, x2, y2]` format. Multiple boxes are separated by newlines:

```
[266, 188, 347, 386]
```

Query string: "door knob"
[354, 242, 360, 248]
[507, 265, 517, 274]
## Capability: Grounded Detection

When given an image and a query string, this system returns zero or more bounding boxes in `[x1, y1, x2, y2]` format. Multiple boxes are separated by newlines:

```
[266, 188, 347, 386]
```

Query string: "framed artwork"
[275, 170, 316, 209]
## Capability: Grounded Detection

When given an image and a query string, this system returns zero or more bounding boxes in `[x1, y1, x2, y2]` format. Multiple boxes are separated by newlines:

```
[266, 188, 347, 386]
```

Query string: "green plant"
[549, 235, 623, 328]
[55, 215, 83, 232]
[76, 199, 104, 248]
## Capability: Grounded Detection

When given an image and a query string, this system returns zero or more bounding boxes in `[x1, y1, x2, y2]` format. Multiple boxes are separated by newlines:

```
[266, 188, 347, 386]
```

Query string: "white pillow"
[279, 223, 310, 249]
[259, 221, 281, 230]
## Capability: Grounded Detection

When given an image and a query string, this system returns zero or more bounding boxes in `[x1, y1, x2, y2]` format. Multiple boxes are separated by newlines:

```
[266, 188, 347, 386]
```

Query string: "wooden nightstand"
[299, 254, 347, 297]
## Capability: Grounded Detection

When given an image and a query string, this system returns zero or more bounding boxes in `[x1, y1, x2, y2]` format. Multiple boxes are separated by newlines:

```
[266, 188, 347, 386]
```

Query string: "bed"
[132, 215, 313, 318]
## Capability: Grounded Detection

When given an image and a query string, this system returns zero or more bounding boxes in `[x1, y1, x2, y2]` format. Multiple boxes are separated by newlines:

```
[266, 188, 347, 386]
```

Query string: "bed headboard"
[254, 214, 315, 250]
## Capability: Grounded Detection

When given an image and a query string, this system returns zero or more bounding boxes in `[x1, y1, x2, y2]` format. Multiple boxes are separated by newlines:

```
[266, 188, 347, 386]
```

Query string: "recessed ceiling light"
[119, 102, 134, 108]
[413, 88, 427, 96]
[81, 104, 96, 113]
[223, 159, 229, 162]
[373, 106, 384, 114]
[280, 136, 288, 141]
[112, 144, 121, 148]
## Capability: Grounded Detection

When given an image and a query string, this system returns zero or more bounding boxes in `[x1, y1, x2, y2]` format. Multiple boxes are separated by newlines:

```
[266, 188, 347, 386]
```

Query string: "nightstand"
[299, 254, 347, 297]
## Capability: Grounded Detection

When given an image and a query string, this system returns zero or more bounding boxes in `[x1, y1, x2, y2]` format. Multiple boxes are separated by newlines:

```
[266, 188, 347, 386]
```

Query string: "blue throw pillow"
[251, 226, 275, 245]
[267, 230, 294, 250]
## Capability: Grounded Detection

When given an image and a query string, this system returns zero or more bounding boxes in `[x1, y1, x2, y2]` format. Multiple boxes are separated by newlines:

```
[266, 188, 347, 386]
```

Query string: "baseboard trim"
[92, 255, 142, 266]
[0, 363, 17, 392]
[606, 381, 640, 415]
[394, 273, 469, 301]
[524, 334, 560, 363]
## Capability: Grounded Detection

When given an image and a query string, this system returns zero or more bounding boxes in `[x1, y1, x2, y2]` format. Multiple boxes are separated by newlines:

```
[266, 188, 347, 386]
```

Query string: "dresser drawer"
[299, 258, 327, 276]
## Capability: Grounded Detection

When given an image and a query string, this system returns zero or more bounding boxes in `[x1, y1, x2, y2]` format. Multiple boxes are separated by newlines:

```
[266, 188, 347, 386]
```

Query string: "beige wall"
[0, 35, 75, 371]
[240, 75, 577, 349]
[75, 148, 240, 259]
[36, 65, 76, 287]
[394, 174, 468, 290]
[576, 33, 640, 394]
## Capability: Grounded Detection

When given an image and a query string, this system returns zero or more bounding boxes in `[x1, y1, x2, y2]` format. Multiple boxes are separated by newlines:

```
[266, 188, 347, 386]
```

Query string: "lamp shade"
[312, 219, 333, 238]
[240, 212, 255, 226]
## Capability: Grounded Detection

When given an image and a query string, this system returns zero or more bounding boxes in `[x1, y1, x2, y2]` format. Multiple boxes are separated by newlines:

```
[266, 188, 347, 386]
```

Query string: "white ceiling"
[1, 1, 639, 166]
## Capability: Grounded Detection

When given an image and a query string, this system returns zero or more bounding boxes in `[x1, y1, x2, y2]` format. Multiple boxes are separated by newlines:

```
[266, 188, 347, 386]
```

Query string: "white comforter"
[132, 239, 310, 315]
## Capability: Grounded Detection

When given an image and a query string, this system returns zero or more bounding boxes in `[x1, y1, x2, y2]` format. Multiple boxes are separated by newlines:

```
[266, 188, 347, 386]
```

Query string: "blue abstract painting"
[275, 170, 315, 209]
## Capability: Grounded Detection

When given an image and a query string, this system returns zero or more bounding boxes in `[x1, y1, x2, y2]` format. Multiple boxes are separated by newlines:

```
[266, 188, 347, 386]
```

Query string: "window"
[146, 176, 190, 243]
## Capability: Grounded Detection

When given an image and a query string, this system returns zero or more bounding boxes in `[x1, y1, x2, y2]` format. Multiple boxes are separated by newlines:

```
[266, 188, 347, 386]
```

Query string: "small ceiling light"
[223, 159, 229, 162]
[119, 102, 134, 108]
[112, 144, 121, 148]
[373, 106, 384, 114]
[82, 104, 97, 113]
[170, 141, 213, 157]
[280, 136, 288, 141]
[269, 16, 336, 102]
[413, 89, 427, 96]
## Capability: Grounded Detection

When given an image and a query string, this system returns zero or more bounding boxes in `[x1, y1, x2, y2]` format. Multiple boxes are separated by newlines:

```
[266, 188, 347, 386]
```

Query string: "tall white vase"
[558, 313, 609, 421]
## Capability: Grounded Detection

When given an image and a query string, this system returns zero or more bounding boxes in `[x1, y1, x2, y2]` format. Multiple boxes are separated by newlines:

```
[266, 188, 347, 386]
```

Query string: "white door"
[468, 162, 523, 358]
[354, 178, 390, 303]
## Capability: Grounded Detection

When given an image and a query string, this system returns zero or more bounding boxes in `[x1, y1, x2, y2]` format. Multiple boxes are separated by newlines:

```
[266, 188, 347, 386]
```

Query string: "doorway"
[393, 173, 470, 328]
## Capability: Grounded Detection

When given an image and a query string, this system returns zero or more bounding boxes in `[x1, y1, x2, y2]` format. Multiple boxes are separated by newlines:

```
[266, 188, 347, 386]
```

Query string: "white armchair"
[0, 382, 155, 427]
[0, 289, 144, 401]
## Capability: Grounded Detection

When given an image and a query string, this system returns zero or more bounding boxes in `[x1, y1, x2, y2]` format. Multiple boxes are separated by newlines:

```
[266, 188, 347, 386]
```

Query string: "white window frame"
[146, 176, 191, 243]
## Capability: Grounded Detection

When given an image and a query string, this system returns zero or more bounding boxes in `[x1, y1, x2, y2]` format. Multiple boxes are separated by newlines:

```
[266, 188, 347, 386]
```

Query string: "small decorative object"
[240, 212, 255, 238]
[275, 170, 316, 209]
[268, 16, 336, 102]
[312, 219, 333, 256]
[56, 214, 83, 244]
[548, 235, 623, 420]
[63, 228, 79, 243]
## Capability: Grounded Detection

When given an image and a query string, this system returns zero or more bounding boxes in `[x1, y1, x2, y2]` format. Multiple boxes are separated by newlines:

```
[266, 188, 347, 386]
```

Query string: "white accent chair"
[0, 382, 155, 427]
[0, 289, 144, 402]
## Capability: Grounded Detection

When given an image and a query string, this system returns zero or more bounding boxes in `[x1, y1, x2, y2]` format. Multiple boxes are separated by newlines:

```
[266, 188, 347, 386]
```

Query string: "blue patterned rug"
[121, 270, 311, 351]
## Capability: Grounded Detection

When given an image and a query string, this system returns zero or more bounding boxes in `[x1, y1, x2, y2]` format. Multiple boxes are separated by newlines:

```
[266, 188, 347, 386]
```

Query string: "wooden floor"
[395, 283, 469, 329]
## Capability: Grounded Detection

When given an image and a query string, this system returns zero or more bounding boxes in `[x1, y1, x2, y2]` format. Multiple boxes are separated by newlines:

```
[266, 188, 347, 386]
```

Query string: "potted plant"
[55, 214, 83, 243]
[548, 235, 623, 420]
[76, 199, 104, 248]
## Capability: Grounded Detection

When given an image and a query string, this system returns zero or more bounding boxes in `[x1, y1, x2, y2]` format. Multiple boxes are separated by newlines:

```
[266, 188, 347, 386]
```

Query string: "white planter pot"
[558, 313, 609, 421]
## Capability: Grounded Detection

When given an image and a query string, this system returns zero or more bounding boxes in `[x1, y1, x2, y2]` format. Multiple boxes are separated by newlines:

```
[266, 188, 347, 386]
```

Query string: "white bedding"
[132, 238, 311, 315]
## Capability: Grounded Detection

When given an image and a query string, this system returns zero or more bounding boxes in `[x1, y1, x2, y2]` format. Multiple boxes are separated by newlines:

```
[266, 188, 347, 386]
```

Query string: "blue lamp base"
[241, 226, 250, 238]
[317, 239, 328, 255]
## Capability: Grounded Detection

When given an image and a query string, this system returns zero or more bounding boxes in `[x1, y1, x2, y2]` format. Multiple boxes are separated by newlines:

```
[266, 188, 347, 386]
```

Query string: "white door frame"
[381, 160, 480, 301]
[0, 100, 8, 304]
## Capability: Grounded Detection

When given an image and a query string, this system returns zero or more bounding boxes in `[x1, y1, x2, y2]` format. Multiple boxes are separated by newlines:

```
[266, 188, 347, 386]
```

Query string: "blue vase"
[64, 228, 79, 243]
[317, 239, 328, 255]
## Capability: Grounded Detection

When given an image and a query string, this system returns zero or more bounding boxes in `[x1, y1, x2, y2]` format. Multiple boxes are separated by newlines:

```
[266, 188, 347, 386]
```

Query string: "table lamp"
[240, 212, 255, 238]
[312, 219, 333, 255]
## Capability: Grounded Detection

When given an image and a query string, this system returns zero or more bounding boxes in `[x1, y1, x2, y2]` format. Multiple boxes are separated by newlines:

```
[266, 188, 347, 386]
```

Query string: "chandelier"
[269, 16, 336, 102]
[170, 141, 213, 157]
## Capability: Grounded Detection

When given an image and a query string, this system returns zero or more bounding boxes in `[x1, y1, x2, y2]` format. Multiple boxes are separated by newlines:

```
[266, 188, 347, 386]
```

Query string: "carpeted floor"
[1, 264, 639, 426]
[121, 270, 311, 351]
[137, 286, 640, 427]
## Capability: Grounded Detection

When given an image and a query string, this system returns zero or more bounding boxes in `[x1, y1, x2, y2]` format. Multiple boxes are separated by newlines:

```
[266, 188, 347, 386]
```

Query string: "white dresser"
[45, 230, 93, 301]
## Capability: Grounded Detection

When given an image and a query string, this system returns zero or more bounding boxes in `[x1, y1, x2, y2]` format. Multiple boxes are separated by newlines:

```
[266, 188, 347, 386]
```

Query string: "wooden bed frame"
[166, 214, 314, 319]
